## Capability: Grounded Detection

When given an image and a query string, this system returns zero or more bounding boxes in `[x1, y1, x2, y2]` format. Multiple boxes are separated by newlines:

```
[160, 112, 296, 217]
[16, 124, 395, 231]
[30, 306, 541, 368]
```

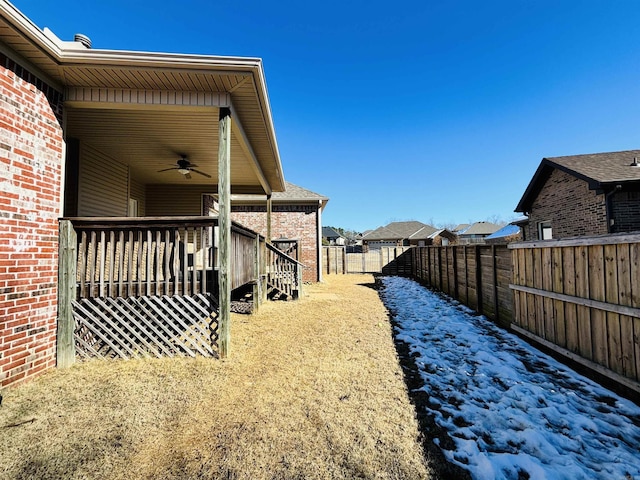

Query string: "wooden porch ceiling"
[65, 106, 259, 189]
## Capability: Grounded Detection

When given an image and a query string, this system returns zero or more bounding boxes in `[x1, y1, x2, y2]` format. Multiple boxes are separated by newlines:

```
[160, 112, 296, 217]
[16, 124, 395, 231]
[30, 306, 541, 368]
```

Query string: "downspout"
[605, 184, 622, 233]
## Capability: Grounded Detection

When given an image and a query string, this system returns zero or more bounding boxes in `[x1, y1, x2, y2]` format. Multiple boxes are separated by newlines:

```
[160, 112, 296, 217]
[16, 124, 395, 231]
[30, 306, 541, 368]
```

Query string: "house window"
[538, 221, 552, 240]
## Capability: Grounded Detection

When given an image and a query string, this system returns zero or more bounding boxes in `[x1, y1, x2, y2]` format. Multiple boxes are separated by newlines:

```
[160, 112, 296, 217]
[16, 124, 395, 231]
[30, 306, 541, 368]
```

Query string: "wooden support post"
[253, 234, 261, 311]
[218, 107, 232, 358]
[266, 195, 272, 243]
[57, 220, 77, 368]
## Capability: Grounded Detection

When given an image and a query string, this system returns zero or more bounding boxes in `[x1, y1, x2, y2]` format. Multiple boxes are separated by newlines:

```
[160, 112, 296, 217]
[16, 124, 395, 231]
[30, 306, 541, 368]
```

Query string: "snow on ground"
[380, 276, 640, 480]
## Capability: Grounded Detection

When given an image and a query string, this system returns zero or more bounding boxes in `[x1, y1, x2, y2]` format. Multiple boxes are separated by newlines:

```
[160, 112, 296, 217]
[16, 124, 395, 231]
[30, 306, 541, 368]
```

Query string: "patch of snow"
[380, 276, 640, 480]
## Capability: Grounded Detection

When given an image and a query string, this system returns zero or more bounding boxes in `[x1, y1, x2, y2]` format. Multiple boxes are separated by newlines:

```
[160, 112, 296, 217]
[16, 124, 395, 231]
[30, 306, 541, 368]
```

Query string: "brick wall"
[231, 204, 320, 282]
[0, 54, 64, 388]
[610, 190, 640, 233]
[526, 169, 608, 240]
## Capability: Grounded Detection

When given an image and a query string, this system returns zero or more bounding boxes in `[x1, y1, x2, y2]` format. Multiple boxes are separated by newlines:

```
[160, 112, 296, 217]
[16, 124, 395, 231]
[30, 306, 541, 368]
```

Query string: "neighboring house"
[515, 150, 640, 240]
[322, 227, 346, 246]
[362, 221, 446, 249]
[456, 222, 502, 244]
[0, 3, 286, 387]
[229, 182, 329, 283]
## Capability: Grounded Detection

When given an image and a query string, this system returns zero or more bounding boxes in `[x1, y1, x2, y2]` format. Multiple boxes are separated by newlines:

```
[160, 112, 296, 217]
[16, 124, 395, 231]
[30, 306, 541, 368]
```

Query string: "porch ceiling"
[65, 107, 258, 188]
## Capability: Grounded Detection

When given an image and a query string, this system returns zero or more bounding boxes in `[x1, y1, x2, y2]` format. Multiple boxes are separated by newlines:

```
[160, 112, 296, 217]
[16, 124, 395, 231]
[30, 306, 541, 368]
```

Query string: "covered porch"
[53, 37, 298, 365]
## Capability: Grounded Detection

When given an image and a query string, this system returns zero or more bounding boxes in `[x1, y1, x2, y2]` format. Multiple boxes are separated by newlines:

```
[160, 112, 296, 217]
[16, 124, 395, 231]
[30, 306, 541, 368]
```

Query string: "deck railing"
[57, 216, 267, 364]
[68, 217, 217, 298]
[266, 242, 303, 299]
[62, 216, 266, 300]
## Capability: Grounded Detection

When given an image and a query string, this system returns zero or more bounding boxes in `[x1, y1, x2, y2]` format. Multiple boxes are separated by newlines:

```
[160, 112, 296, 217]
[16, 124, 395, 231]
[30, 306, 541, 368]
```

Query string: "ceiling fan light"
[178, 168, 190, 175]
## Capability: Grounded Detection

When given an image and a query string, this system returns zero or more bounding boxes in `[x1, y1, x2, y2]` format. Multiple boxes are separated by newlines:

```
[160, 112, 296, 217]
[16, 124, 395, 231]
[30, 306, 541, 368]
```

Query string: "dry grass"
[0, 274, 433, 479]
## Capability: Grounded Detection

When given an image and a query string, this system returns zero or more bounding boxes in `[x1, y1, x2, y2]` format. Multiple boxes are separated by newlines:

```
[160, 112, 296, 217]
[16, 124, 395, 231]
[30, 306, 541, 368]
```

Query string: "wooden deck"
[57, 217, 303, 363]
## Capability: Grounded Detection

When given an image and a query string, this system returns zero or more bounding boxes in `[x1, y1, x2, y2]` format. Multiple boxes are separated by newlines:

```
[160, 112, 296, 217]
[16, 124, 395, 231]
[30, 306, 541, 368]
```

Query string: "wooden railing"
[266, 242, 302, 299]
[57, 216, 266, 364]
[68, 217, 217, 299]
[63, 216, 265, 299]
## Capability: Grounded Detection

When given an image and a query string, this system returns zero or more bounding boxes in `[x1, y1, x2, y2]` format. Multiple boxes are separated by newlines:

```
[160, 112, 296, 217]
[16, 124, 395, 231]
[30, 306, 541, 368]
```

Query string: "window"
[538, 221, 552, 240]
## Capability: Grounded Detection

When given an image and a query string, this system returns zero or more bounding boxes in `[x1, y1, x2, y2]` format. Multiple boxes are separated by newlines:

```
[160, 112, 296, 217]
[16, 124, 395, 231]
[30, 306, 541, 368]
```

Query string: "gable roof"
[458, 221, 502, 236]
[232, 181, 328, 209]
[516, 150, 640, 213]
[363, 221, 438, 241]
[322, 227, 343, 238]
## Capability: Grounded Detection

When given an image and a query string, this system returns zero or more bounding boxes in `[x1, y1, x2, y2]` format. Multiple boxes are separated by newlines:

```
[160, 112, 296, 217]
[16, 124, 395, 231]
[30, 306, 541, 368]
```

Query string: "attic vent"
[631, 157, 640, 167]
[74, 34, 92, 48]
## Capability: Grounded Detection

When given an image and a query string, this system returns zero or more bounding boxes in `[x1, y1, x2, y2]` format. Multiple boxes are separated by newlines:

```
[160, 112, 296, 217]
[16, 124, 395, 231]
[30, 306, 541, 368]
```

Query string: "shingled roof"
[232, 181, 328, 208]
[363, 221, 438, 241]
[458, 221, 502, 236]
[516, 150, 640, 213]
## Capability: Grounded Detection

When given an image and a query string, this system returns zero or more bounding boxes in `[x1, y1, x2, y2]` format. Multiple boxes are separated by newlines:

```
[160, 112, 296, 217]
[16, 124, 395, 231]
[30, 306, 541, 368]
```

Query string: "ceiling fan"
[157, 156, 211, 179]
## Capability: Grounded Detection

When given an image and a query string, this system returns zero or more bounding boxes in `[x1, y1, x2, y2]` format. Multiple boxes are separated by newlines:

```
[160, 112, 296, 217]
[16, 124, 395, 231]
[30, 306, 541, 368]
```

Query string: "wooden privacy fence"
[412, 245, 513, 328]
[509, 234, 640, 392]
[409, 237, 640, 393]
[323, 246, 413, 275]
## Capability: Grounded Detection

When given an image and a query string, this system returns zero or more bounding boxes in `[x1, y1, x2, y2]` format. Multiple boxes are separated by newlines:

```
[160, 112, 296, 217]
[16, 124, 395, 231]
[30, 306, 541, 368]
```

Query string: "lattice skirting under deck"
[72, 294, 219, 360]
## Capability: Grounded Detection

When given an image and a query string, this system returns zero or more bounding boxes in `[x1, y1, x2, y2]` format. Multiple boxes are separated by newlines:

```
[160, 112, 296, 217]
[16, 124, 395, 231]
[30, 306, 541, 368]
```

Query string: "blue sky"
[16, 0, 640, 232]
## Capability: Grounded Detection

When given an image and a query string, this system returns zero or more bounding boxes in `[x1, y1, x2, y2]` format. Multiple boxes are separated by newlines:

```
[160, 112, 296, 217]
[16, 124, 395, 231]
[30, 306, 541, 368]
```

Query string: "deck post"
[253, 234, 261, 310]
[218, 107, 232, 358]
[57, 219, 77, 368]
[266, 194, 272, 242]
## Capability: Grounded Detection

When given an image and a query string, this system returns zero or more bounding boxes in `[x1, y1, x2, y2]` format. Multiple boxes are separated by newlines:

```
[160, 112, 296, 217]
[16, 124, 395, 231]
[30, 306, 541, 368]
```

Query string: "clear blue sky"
[15, 0, 640, 232]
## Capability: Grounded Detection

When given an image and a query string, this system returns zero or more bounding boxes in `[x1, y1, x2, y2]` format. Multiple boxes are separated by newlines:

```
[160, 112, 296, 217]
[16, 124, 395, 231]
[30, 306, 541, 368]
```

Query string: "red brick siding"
[526, 169, 608, 240]
[0, 54, 64, 388]
[231, 205, 320, 282]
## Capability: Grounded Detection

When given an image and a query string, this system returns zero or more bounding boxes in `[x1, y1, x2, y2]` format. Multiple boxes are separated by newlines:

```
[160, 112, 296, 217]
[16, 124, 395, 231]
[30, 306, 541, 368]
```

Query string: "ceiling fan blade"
[157, 167, 179, 172]
[191, 168, 212, 178]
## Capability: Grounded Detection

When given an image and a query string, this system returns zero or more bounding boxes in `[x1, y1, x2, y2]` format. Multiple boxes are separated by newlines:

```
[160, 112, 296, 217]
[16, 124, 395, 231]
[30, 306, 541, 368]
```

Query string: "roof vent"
[73, 34, 92, 49]
[631, 157, 640, 167]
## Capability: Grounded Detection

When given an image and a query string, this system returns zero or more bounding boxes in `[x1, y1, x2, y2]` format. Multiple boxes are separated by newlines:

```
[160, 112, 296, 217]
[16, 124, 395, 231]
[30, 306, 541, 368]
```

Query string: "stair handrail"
[266, 242, 305, 299]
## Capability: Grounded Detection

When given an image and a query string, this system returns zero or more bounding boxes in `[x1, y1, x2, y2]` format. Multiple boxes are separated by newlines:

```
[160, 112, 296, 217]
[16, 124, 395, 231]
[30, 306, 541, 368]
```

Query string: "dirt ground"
[0, 274, 436, 480]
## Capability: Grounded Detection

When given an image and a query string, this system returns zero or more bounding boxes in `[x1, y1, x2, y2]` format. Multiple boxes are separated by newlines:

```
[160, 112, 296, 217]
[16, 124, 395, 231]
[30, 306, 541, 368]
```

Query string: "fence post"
[492, 245, 499, 323]
[452, 246, 459, 300]
[57, 220, 77, 368]
[475, 245, 483, 314]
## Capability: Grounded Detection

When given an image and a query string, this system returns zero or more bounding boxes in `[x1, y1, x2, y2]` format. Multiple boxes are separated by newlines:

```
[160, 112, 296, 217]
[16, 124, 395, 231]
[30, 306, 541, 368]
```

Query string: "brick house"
[515, 150, 640, 240]
[0, 3, 286, 387]
[362, 221, 456, 249]
[229, 182, 328, 283]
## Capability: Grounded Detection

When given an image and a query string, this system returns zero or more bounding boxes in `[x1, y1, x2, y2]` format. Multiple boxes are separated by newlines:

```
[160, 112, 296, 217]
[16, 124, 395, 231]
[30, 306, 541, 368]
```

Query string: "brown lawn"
[0, 274, 434, 479]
